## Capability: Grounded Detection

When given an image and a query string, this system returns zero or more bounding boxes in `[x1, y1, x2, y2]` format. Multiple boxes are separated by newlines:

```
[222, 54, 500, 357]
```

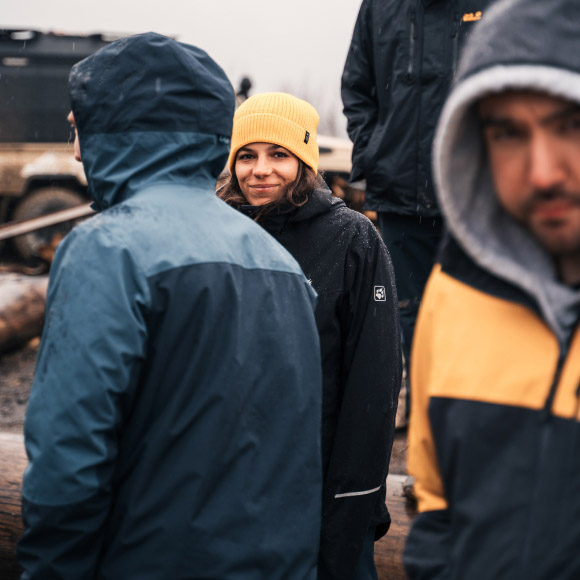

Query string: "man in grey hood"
[404, 0, 580, 578]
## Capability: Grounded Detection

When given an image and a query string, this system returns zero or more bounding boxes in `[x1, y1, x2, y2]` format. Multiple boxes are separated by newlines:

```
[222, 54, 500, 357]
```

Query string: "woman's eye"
[273, 151, 288, 158]
[237, 153, 253, 161]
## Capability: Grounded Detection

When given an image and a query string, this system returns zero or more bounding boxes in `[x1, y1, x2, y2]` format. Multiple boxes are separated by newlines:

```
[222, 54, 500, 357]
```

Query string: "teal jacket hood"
[69, 32, 235, 210]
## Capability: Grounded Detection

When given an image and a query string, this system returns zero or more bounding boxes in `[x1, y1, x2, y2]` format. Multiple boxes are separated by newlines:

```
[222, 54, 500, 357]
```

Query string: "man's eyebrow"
[540, 103, 580, 125]
[479, 116, 516, 128]
[479, 104, 580, 128]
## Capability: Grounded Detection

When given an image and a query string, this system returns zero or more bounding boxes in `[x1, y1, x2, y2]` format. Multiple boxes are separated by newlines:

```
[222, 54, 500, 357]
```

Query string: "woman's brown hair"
[217, 158, 319, 223]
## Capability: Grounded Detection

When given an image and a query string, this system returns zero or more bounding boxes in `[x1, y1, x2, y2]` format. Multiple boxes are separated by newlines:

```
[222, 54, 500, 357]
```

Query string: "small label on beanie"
[304, 131, 310, 144]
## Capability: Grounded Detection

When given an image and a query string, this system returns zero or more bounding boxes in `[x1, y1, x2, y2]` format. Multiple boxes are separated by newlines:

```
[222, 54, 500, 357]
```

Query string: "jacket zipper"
[541, 346, 568, 421]
[407, 10, 416, 80]
[519, 344, 569, 578]
[451, 13, 461, 75]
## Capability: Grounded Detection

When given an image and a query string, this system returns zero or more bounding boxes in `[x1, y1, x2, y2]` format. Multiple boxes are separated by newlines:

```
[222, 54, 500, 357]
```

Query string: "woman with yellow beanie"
[218, 92, 401, 580]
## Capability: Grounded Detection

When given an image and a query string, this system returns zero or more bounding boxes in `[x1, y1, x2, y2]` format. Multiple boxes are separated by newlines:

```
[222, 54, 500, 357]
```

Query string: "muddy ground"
[0, 339, 38, 434]
[0, 340, 408, 473]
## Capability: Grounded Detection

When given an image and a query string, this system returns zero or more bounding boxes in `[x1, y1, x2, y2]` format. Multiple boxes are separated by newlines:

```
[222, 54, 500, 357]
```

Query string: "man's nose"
[528, 134, 566, 191]
[253, 155, 272, 177]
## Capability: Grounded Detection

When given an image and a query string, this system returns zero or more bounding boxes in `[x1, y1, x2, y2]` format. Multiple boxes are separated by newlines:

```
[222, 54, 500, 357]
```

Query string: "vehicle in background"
[317, 134, 375, 223]
[0, 29, 370, 265]
[0, 29, 114, 261]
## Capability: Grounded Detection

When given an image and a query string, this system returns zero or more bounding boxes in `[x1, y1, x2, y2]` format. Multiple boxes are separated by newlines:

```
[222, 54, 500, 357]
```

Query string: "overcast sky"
[5, 0, 363, 135]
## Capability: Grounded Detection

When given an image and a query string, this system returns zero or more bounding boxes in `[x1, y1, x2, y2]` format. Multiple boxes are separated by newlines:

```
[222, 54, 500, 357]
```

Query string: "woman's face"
[235, 142, 300, 206]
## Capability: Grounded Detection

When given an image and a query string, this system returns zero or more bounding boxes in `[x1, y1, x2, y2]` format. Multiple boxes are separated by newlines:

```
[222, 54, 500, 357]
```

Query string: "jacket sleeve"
[341, 0, 378, 182]
[404, 265, 451, 579]
[318, 221, 401, 580]
[17, 225, 149, 579]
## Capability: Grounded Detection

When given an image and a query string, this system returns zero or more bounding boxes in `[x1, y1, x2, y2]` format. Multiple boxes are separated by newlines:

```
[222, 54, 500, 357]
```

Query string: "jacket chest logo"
[462, 11, 482, 22]
[374, 286, 386, 302]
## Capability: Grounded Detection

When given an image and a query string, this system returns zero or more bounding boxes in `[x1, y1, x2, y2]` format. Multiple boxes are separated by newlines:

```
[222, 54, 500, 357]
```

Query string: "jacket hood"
[433, 0, 580, 343]
[69, 32, 235, 210]
[289, 185, 344, 223]
[237, 182, 344, 234]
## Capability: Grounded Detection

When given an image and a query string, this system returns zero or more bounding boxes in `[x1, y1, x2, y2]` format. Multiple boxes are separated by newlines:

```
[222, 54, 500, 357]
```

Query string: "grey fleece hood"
[434, 0, 580, 344]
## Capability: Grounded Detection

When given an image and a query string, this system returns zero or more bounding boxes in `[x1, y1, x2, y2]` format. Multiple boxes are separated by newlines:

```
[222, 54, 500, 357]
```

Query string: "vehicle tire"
[11, 187, 86, 261]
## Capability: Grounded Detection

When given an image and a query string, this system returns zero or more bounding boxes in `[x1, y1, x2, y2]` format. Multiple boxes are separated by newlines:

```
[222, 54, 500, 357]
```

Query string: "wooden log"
[0, 203, 94, 242]
[0, 433, 26, 580]
[0, 433, 416, 579]
[0, 274, 48, 354]
[375, 474, 417, 579]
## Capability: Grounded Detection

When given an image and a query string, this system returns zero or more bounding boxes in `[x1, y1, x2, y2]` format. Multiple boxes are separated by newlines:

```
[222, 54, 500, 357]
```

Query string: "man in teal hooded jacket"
[18, 32, 323, 580]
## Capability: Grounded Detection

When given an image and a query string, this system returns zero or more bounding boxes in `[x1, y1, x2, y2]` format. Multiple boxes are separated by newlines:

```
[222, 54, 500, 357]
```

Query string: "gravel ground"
[0, 339, 38, 433]
[0, 339, 408, 473]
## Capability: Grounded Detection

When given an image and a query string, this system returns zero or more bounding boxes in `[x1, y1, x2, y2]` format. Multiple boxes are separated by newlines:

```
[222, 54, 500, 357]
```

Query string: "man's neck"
[558, 254, 580, 288]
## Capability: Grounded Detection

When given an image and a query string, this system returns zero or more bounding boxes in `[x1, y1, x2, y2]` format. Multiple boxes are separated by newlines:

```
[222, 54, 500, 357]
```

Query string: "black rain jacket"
[241, 187, 402, 580]
[341, 0, 494, 216]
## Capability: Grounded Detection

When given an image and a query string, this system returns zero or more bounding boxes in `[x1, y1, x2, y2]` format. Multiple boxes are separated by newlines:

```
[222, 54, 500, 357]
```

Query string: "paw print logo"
[374, 286, 386, 302]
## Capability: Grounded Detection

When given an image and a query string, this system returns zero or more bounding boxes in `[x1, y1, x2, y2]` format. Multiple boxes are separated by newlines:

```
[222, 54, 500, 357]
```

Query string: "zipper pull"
[542, 348, 567, 422]
[407, 10, 416, 81]
[451, 12, 461, 37]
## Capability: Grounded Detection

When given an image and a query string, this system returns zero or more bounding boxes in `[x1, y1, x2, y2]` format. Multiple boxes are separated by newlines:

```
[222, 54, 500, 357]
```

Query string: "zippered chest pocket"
[421, 7, 451, 81]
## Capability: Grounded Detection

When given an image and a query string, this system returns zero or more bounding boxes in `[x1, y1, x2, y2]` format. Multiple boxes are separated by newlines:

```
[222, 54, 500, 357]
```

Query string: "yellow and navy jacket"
[405, 237, 580, 579]
[405, 0, 580, 577]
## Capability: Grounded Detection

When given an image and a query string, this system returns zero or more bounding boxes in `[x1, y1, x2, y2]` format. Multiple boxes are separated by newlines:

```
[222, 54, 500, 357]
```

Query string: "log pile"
[0, 433, 26, 580]
[375, 474, 417, 578]
[0, 432, 416, 579]
[0, 274, 48, 354]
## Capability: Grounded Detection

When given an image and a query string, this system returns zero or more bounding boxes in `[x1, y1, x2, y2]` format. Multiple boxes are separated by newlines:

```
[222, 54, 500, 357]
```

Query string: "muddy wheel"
[11, 187, 86, 261]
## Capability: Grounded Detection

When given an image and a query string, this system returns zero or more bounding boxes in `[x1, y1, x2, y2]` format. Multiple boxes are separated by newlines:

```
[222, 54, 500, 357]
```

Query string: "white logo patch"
[374, 286, 386, 302]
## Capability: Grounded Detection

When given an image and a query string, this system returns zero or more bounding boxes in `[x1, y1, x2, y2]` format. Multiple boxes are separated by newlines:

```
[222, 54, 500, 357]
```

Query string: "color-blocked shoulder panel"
[410, 264, 559, 515]
[75, 185, 308, 281]
[554, 326, 580, 420]
[419, 265, 559, 411]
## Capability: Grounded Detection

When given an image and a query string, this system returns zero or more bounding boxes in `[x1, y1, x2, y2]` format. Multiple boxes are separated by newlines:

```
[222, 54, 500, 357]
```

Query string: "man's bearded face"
[479, 90, 580, 258]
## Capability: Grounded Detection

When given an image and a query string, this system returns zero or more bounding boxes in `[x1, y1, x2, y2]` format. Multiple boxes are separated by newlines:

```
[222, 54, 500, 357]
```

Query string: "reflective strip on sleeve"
[334, 485, 381, 499]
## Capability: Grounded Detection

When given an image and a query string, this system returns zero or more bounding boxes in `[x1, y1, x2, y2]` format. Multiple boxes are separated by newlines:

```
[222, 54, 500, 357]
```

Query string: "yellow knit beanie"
[228, 92, 320, 173]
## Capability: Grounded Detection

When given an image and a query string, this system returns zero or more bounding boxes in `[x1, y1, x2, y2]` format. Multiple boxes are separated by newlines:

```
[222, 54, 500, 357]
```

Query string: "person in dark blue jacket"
[17, 32, 323, 580]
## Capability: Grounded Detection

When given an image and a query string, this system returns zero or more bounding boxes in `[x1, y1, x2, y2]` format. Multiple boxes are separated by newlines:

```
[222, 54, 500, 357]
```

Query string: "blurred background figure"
[405, 0, 580, 577]
[236, 75, 253, 106]
[341, 0, 494, 421]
